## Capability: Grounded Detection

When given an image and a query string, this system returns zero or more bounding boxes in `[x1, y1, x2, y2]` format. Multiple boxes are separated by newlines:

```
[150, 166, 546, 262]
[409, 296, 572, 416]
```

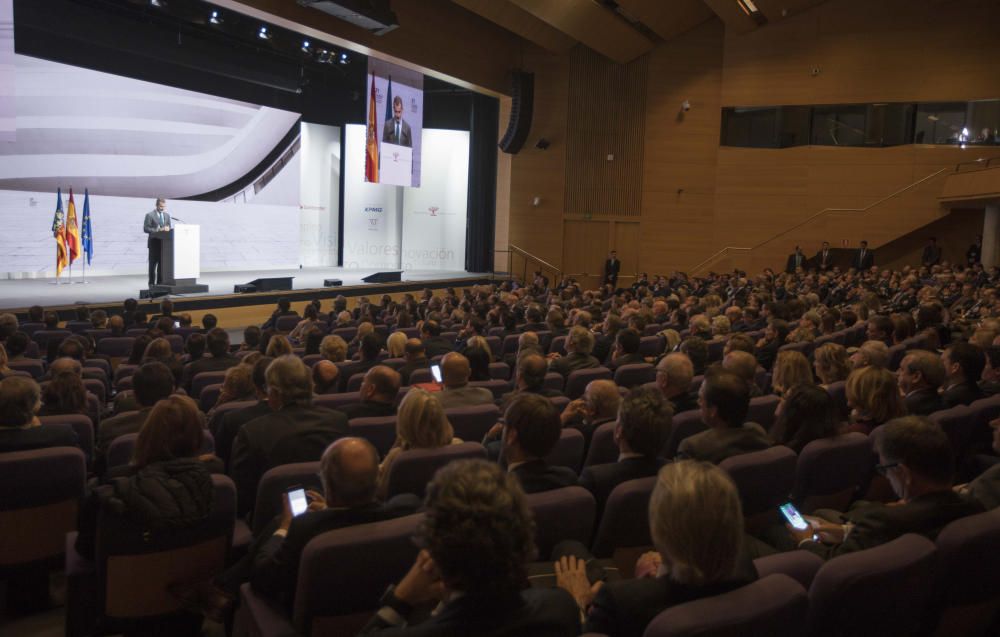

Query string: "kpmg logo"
[364, 207, 383, 213]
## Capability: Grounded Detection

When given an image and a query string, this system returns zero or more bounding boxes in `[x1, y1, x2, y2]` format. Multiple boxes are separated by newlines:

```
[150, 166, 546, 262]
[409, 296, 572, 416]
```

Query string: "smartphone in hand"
[287, 487, 309, 517]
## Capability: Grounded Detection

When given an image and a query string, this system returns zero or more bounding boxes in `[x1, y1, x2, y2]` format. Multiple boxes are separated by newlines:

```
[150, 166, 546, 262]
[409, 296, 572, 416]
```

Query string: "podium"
[150, 224, 209, 294]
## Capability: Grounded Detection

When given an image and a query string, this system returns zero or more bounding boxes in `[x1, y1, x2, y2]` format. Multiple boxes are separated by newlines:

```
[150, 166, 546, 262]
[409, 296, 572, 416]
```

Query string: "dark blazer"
[361, 588, 581, 636]
[397, 357, 430, 386]
[802, 490, 982, 560]
[785, 252, 805, 273]
[509, 459, 578, 494]
[904, 388, 945, 416]
[0, 423, 79, 454]
[814, 249, 834, 270]
[607, 352, 645, 371]
[230, 404, 350, 517]
[212, 400, 272, 471]
[421, 336, 454, 359]
[579, 455, 665, 517]
[585, 559, 756, 637]
[381, 117, 412, 147]
[340, 400, 396, 420]
[180, 353, 240, 393]
[549, 352, 600, 379]
[668, 391, 699, 415]
[676, 423, 771, 464]
[921, 245, 942, 267]
[604, 258, 621, 285]
[941, 381, 984, 408]
[142, 208, 171, 247]
[852, 247, 875, 270]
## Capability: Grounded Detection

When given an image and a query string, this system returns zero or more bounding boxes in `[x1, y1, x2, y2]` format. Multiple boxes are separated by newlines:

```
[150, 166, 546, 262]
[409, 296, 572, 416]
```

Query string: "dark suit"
[607, 352, 645, 371]
[142, 208, 172, 285]
[230, 404, 350, 517]
[676, 423, 771, 464]
[785, 252, 805, 273]
[942, 381, 984, 408]
[802, 491, 982, 560]
[967, 463, 1000, 511]
[361, 589, 580, 636]
[211, 400, 272, 471]
[397, 357, 430, 386]
[382, 117, 412, 147]
[549, 352, 600, 379]
[180, 353, 240, 394]
[922, 245, 942, 267]
[851, 247, 875, 270]
[604, 258, 621, 287]
[0, 423, 79, 454]
[756, 339, 781, 371]
[340, 400, 395, 420]
[579, 455, 665, 518]
[509, 459, 578, 494]
[815, 249, 834, 271]
[904, 388, 944, 416]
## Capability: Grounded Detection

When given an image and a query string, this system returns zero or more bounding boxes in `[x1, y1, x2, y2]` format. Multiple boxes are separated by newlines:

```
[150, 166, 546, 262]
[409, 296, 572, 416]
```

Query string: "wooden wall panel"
[614, 222, 641, 281]
[563, 220, 612, 284]
[878, 209, 984, 271]
[565, 47, 647, 218]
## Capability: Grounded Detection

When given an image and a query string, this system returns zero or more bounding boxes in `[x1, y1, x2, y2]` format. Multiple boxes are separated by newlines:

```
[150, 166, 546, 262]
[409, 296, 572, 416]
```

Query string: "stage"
[0, 267, 493, 312]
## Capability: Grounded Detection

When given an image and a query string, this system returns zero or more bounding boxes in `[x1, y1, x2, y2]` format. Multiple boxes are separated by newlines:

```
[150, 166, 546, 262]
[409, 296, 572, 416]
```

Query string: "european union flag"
[82, 188, 93, 265]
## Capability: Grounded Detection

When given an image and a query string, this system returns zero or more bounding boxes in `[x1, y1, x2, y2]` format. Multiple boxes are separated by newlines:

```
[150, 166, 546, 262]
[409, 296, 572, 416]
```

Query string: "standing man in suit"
[815, 241, 834, 271]
[921, 237, 942, 267]
[852, 240, 875, 271]
[785, 246, 806, 273]
[382, 96, 412, 147]
[143, 197, 171, 286]
[603, 250, 621, 288]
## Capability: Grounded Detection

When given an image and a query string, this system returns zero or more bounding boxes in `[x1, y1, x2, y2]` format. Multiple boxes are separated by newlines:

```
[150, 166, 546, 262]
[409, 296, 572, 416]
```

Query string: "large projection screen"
[364, 59, 423, 188]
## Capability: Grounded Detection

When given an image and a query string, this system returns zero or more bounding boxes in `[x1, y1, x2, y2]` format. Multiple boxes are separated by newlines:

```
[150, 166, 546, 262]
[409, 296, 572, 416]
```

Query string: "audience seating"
[930, 508, 1000, 637]
[251, 461, 323, 536]
[65, 474, 236, 637]
[33, 329, 71, 349]
[825, 380, 849, 420]
[165, 334, 184, 353]
[545, 428, 585, 472]
[106, 431, 215, 472]
[274, 315, 300, 333]
[347, 416, 397, 457]
[583, 420, 619, 468]
[549, 395, 571, 414]
[747, 394, 781, 431]
[345, 372, 366, 392]
[720, 446, 797, 530]
[929, 405, 976, 460]
[199, 383, 223, 412]
[8, 358, 44, 378]
[192, 371, 228, 401]
[639, 336, 664, 358]
[614, 362, 656, 388]
[330, 327, 357, 342]
[469, 378, 512, 400]
[806, 534, 937, 637]
[753, 550, 824, 591]
[663, 411, 706, 458]
[549, 335, 567, 356]
[407, 368, 433, 385]
[887, 343, 907, 371]
[0, 447, 86, 573]
[793, 433, 871, 513]
[643, 574, 808, 637]
[525, 486, 596, 559]
[444, 404, 500, 442]
[590, 476, 656, 560]
[566, 367, 613, 400]
[313, 391, 361, 411]
[544, 372, 565, 392]
[485, 336, 502, 357]
[235, 514, 424, 637]
[488, 361, 510, 380]
[382, 442, 487, 499]
[38, 414, 94, 465]
[501, 334, 520, 355]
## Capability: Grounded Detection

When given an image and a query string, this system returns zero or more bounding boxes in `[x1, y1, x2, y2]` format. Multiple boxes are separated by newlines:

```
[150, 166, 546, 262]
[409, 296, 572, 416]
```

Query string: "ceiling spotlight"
[301, 40, 311, 52]
[209, 10, 222, 25]
[317, 49, 331, 63]
[339, 52, 349, 64]
[257, 26, 271, 40]
[149, 0, 165, 7]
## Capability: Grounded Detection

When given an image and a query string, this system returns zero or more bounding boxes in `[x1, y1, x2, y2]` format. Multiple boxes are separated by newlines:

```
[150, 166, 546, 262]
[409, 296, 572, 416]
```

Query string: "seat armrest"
[235, 582, 300, 637]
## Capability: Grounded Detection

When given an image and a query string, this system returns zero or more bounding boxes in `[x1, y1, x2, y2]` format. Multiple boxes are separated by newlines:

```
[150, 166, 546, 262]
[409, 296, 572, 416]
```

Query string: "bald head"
[320, 437, 379, 507]
[517, 353, 548, 390]
[585, 379, 621, 420]
[441, 352, 471, 388]
[656, 352, 693, 397]
[312, 360, 340, 394]
[49, 357, 82, 378]
[361, 365, 401, 403]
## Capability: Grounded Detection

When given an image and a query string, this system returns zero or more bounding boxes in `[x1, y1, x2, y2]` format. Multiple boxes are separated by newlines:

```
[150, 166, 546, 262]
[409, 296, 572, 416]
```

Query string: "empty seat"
[565, 366, 613, 400]
[525, 486, 596, 559]
[747, 394, 781, 431]
[38, 414, 94, 465]
[584, 420, 619, 468]
[663, 411, 706, 458]
[192, 370, 228, 400]
[444, 404, 501, 442]
[382, 442, 487, 499]
[544, 428, 585, 472]
[793, 433, 871, 513]
[348, 416, 397, 457]
[807, 534, 937, 637]
[644, 574, 808, 637]
[930, 508, 1000, 637]
[614, 363, 656, 388]
[590, 476, 656, 559]
[720, 446, 797, 528]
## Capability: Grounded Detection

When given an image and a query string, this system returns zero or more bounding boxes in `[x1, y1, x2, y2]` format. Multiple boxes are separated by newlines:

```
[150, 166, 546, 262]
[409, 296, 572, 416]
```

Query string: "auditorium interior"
[2, 0, 1000, 635]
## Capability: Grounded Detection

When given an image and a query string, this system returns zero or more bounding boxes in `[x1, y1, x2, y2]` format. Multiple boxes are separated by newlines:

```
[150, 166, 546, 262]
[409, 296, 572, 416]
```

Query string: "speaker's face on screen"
[393, 101, 403, 122]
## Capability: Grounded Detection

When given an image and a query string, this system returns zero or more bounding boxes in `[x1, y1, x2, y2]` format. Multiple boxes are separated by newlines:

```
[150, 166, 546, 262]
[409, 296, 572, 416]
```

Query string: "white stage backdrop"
[401, 129, 469, 270]
[342, 124, 403, 270]
[0, 0, 12, 142]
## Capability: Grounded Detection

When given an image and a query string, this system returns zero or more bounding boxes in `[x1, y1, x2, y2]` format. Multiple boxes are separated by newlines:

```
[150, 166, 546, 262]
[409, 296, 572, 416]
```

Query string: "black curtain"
[465, 93, 499, 273]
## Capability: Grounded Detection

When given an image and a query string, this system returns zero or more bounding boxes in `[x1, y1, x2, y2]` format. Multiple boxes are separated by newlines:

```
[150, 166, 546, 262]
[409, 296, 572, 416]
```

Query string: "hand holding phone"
[430, 363, 442, 383]
[778, 502, 809, 531]
[287, 487, 309, 518]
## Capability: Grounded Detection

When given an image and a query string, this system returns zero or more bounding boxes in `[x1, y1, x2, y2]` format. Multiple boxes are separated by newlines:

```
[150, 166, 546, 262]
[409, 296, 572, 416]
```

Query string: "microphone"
[170, 216, 186, 223]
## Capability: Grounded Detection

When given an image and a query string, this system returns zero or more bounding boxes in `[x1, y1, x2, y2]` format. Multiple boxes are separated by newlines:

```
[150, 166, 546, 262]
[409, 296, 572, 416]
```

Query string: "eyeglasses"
[875, 462, 899, 476]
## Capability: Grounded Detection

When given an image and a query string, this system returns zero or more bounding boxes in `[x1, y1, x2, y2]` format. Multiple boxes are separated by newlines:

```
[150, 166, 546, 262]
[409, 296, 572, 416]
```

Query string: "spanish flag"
[365, 75, 379, 183]
[51, 188, 68, 277]
[66, 188, 82, 263]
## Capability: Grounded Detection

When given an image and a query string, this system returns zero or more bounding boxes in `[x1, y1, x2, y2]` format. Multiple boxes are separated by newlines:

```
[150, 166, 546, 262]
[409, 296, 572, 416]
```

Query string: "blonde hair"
[265, 334, 293, 358]
[320, 335, 348, 362]
[649, 461, 744, 586]
[395, 387, 454, 449]
[772, 350, 815, 396]
[386, 331, 407, 358]
[813, 343, 850, 385]
[846, 366, 904, 425]
[0, 343, 8, 372]
[711, 316, 731, 337]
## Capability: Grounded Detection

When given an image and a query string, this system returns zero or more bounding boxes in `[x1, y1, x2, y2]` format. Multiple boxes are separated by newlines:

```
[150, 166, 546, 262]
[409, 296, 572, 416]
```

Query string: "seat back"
[664, 411, 707, 458]
[929, 404, 976, 459]
[644, 574, 808, 637]
[252, 462, 323, 536]
[346, 372, 367, 392]
[107, 431, 215, 471]
[191, 371, 228, 401]
[887, 343, 907, 371]
[488, 361, 510, 380]
[407, 368, 434, 385]
[8, 358, 45, 379]
[720, 446, 797, 518]
[590, 476, 656, 558]
[807, 534, 937, 637]
[501, 334, 520, 355]
[565, 367, 613, 400]
[199, 384, 223, 412]
[348, 416, 398, 457]
[314, 392, 362, 411]
[584, 420, 619, 468]
[0, 447, 86, 568]
[753, 550, 824, 591]
[275, 315, 300, 333]
[444, 404, 500, 442]
[747, 395, 781, 431]
[825, 381, 849, 421]
[614, 363, 656, 388]
[38, 414, 94, 465]
[95, 475, 236, 623]
[525, 486, 596, 558]
[793, 433, 871, 513]
[331, 327, 358, 342]
[294, 514, 424, 636]
[485, 336, 502, 358]
[639, 336, 665, 358]
[469, 379, 513, 400]
[544, 428, 585, 472]
[549, 335, 567, 356]
[930, 508, 1000, 637]
[544, 372, 565, 392]
[383, 442, 487, 499]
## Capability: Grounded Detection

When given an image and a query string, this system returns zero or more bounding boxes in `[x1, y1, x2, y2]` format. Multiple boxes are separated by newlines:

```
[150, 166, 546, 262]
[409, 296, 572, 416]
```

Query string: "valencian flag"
[82, 189, 93, 265]
[365, 75, 379, 183]
[51, 188, 68, 276]
[66, 188, 82, 264]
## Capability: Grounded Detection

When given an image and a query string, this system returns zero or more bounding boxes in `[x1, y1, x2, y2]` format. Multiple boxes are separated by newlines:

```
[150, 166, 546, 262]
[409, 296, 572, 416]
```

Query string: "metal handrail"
[501, 244, 565, 286]
[690, 167, 951, 274]
[954, 156, 1000, 172]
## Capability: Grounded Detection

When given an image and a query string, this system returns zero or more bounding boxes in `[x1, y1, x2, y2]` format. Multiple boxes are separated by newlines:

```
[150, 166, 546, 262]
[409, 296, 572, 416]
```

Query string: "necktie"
[159, 212, 164, 227]
[396, 123, 400, 142]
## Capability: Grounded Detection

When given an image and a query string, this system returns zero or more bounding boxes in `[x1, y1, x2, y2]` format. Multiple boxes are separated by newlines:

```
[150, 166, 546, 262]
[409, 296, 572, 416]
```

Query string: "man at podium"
[143, 197, 172, 286]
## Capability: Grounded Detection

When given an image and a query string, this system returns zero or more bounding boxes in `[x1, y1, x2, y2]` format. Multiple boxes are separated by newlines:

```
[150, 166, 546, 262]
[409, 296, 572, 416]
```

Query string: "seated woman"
[555, 461, 755, 637]
[376, 388, 461, 500]
[264, 334, 293, 358]
[845, 366, 904, 435]
[771, 385, 841, 453]
[39, 369, 93, 422]
[813, 342, 850, 387]
[386, 331, 407, 359]
[0, 375, 80, 453]
[771, 350, 815, 398]
[75, 394, 215, 560]
[207, 364, 256, 418]
[289, 304, 321, 343]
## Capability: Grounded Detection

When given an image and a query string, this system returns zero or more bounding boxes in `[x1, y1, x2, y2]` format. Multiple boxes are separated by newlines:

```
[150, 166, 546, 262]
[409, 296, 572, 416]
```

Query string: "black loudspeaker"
[236, 277, 294, 293]
[498, 71, 534, 154]
[361, 271, 402, 283]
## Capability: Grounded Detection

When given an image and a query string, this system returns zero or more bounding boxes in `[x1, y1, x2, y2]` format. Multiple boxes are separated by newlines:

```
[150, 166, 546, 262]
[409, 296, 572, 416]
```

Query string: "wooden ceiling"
[451, 0, 829, 63]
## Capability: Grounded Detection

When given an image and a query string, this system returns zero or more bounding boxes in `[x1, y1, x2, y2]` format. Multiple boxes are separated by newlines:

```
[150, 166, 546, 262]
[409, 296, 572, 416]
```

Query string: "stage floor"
[0, 267, 490, 311]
